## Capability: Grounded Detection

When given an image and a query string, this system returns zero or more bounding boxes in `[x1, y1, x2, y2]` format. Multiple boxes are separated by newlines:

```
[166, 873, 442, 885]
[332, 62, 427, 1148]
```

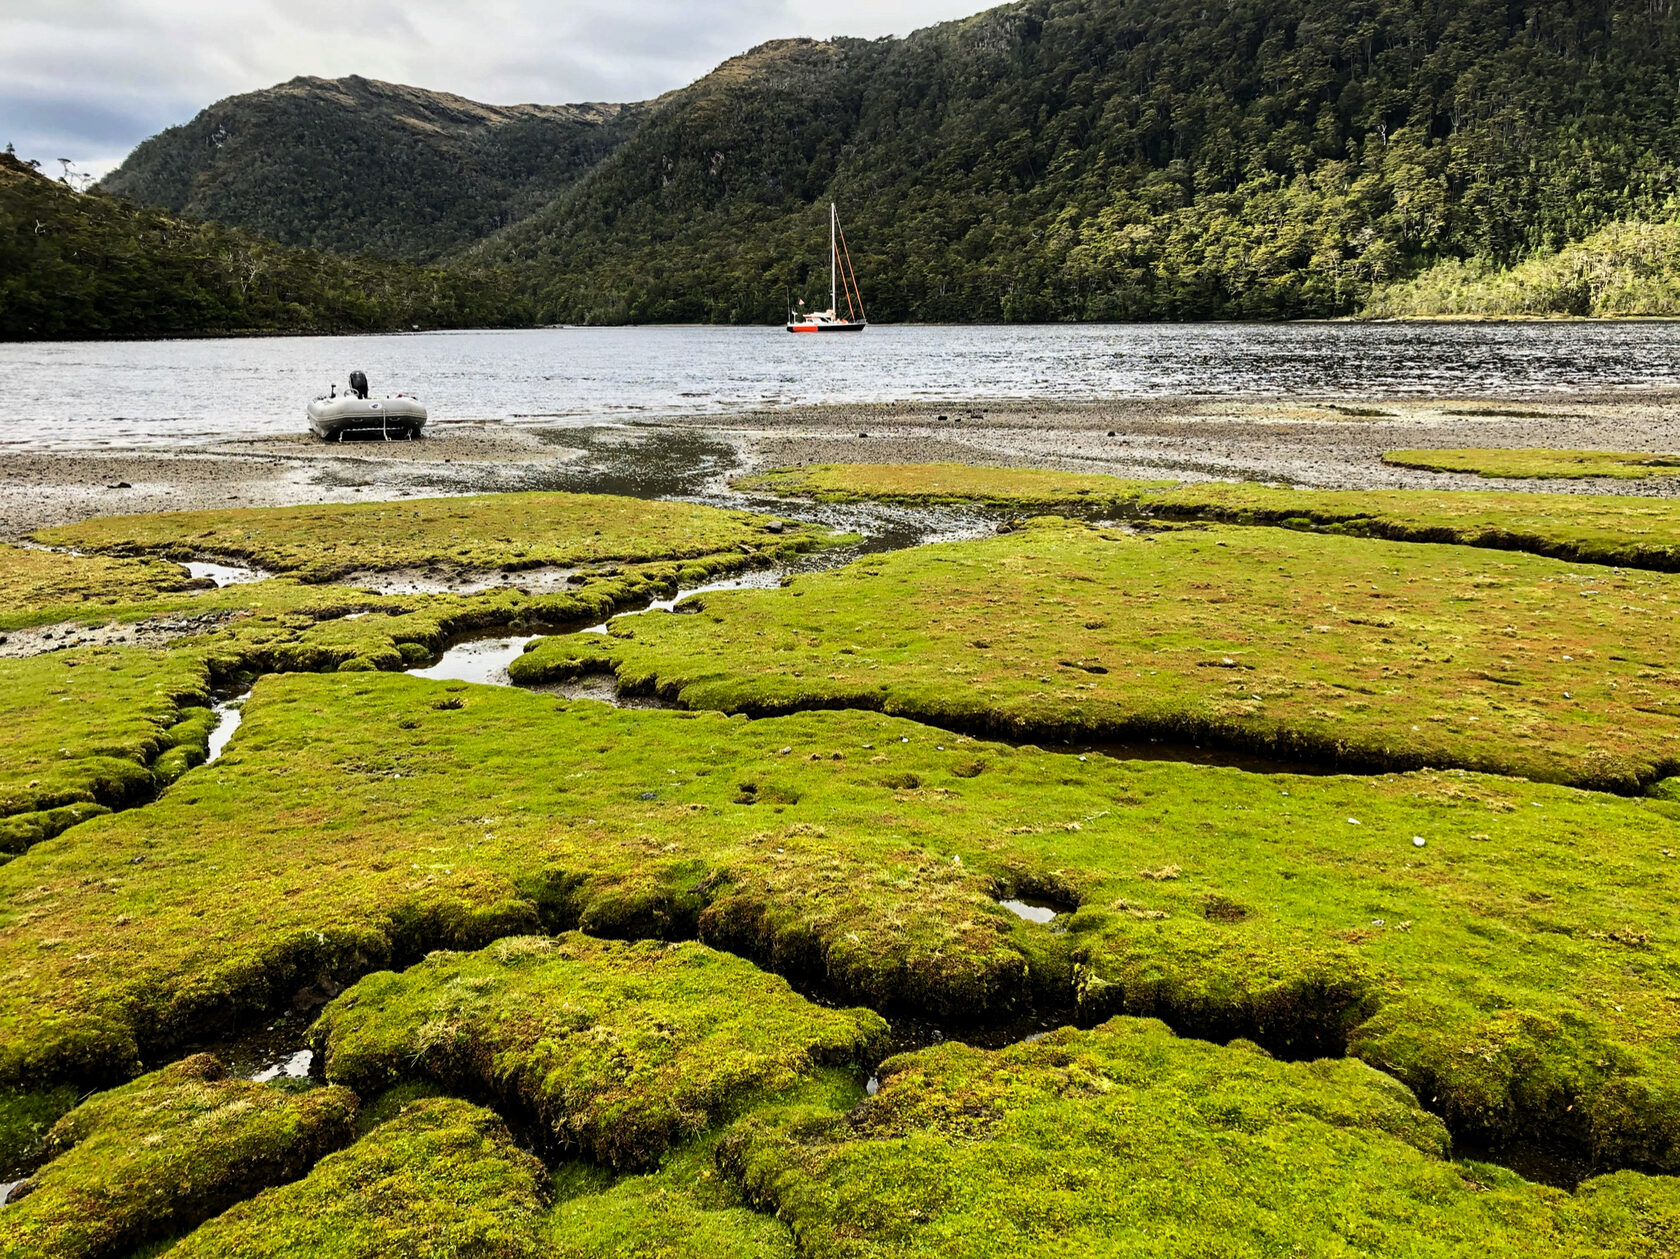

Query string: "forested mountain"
[0, 153, 528, 338]
[50, 0, 1680, 326]
[99, 76, 644, 261]
[480, 0, 1680, 322]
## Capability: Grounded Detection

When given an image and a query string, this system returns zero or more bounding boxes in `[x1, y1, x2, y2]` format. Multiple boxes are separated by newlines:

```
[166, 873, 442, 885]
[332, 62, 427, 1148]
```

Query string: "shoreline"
[6, 390, 1680, 537]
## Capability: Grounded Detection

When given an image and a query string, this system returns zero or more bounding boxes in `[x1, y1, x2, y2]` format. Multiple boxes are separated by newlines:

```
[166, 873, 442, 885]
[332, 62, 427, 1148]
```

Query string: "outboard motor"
[349, 370, 369, 400]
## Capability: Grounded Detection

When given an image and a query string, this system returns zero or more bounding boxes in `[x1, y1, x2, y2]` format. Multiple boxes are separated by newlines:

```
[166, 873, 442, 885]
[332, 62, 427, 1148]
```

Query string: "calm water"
[4, 322, 1680, 451]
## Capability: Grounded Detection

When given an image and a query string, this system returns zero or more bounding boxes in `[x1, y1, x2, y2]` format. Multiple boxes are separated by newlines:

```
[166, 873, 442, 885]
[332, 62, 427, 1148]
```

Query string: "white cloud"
[1, 0, 1002, 176]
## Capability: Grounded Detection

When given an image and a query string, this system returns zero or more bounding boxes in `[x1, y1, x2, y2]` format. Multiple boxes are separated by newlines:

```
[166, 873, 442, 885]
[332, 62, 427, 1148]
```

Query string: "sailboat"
[787, 203, 867, 332]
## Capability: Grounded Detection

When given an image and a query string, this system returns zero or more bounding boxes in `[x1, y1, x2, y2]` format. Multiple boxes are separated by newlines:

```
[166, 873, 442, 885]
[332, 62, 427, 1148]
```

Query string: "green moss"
[0, 1086, 77, 1175]
[0, 546, 210, 628]
[315, 935, 887, 1169]
[35, 491, 820, 584]
[719, 1017, 1680, 1257]
[0, 647, 211, 847]
[0, 1054, 355, 1259]
[1384, 449, 1680, 480]
[516, 516, 1680, 792]
[737, 462, 1680, 571]
[545, 1117, 808, 1258]
[5, 675, 1680, 1166]
[165, 1096, 548, 1259]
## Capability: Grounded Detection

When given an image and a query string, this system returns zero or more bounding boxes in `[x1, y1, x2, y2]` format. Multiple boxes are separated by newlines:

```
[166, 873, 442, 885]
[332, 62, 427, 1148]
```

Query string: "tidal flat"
[3, 455, 1680, 1255]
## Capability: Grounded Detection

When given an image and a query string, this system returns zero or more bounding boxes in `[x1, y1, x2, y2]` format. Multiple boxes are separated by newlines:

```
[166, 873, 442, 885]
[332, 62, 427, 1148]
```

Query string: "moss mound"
[0, 1054, 355, 1259]
[738, 462, 1680, 571]
[316, 935, 887, 1168]
[1384, 449, 1680, 481]
[516, 516, 1680, 792]
[0, 648, 211, 851]
[720, 1018, 1680, 1257]
[166, 1096, 549, 1258]
[34, 491, 817, 583]
[5, 675, 1680, 1167]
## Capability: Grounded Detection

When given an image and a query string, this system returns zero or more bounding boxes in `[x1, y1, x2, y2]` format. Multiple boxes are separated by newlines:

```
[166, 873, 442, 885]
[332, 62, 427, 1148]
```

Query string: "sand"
[7, 392, 1680, 537]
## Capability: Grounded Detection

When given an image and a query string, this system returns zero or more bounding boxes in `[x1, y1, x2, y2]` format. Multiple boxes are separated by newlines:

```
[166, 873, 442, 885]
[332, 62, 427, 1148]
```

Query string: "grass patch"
[315, 934, 887, 1168]
[0, 1086, 77, 1177]
[164, 1096, 549, 1259]
[720, 1018, 1680, 1257]
[0, 546, 210, 624]
[34, 491, 818, 583]
[0, 647, 212, 852]
[0, 1054, 355, 1259]
[737, 463, 1680, 571]
[516, 517, 1680, 792]
[1384, 449, 1680, 481]
[4, 676, 1680, 1167]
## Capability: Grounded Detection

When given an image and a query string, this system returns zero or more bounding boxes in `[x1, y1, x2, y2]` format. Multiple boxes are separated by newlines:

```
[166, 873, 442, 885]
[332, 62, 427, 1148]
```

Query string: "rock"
[765, 520, 785, 534]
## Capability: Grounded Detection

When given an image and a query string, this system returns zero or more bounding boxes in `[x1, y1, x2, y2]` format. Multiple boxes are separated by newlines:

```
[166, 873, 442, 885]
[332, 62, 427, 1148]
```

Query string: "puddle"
[184, 561, 268, 587]
[998, 898, 1063, 924]
[409, 634, 539, 686]
[530, 670, 679, 709]
[206, 697, 245, 763]
[250, 1048, 315, 1084]
[198, 1013, 317, 1084]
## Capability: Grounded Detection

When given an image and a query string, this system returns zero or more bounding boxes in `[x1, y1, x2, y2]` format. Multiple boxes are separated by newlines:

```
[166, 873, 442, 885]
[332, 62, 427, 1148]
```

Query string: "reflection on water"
[410, 635, 538, 686]
[185, 561, 268, 587]
[205, 698, 244, 763]
[7, 322, 1680, 450]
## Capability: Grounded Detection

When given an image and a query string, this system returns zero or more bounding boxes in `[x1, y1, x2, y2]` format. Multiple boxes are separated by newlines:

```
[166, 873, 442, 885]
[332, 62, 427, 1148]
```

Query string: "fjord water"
[4, 322, 1680, 451]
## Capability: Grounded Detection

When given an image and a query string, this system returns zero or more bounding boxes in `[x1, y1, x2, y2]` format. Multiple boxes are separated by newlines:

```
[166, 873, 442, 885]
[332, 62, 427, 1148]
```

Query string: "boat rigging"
[787, 203, 867, 333]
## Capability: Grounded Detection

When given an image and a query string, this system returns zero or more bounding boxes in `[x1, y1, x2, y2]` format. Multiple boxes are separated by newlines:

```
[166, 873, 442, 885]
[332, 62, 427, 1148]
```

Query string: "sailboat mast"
[830, 203, 837, 316]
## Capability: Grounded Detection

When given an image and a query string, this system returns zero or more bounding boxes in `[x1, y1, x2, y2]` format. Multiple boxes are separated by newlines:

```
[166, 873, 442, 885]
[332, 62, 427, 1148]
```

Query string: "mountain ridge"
[100, 75, 646, 261]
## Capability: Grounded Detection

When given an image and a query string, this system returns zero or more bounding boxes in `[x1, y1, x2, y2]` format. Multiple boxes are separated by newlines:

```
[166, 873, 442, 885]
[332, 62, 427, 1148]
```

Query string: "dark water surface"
[6, 322, 1680, 451]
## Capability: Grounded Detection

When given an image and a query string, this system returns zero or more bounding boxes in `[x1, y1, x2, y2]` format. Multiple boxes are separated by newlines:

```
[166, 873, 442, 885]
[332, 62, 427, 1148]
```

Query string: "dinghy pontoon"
[308, 370, 427, 441]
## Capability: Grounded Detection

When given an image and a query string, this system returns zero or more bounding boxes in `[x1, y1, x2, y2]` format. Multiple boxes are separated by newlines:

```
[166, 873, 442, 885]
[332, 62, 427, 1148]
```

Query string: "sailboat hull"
[786, 321, 867, 333]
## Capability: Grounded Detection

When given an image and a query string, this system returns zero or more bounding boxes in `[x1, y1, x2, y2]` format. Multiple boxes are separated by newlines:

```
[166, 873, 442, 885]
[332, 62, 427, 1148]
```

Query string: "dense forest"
[0, 153, 529, 339]
[482, 0, 1680, 323]
[38, 0, 1680, 327]
[100, 77, 645, 261]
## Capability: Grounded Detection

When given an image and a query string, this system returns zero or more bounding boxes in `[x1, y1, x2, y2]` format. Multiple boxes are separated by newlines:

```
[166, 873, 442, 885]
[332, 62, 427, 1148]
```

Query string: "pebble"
[1413, 837, 1427, 848]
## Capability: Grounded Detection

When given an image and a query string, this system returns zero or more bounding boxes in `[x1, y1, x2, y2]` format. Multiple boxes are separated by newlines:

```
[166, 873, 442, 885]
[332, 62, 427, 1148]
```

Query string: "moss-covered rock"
[4, 675, 1680, 1168]
[718, 1018, 1680, 1257]
[0, 1054, 355, 1259]
[515, 516, 1680, 791]
[165, 1097, 549, 1259]
[34, 491, 821, 584]
[315, 935, 887, 1169]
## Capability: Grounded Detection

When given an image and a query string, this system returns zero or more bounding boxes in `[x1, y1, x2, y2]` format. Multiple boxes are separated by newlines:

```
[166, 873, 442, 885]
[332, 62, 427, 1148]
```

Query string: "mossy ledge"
[33, 490, 820, 584]
[1384, 448, 1680, 481]
[0, 1054, 356, 1259]
[513, 518, 1680, 794]
[313, 935, 888, 1169]
[163, 1096, 550, 1259]
[6, 676, 1680, 1171]
[736, 463, 1680, 572]
[719, 1018, 1680, 1256]
[1, 544, 823, 856]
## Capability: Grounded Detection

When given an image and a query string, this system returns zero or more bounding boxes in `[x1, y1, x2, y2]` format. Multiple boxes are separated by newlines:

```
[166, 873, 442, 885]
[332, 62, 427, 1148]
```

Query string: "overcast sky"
[3, 0, 1000, 178]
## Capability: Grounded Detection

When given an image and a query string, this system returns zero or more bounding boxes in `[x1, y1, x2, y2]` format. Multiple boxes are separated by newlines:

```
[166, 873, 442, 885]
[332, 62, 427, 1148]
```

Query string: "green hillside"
[0, 153, 527, 338]
[480, 0, 1680, 323]
[99, 76, 645, 261]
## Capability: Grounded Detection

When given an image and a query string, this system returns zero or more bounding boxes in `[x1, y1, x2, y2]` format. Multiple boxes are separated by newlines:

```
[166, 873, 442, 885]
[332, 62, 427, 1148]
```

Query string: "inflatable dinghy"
[307, 371, 426, 441]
